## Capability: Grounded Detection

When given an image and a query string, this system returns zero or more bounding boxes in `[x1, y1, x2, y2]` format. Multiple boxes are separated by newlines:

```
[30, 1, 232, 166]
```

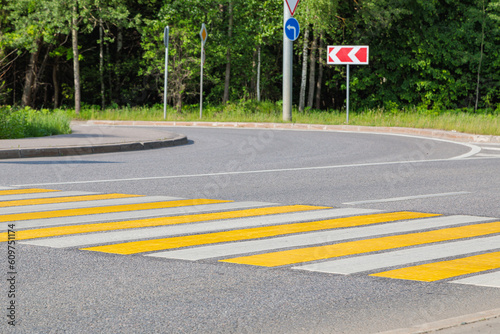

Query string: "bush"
[0, 106, 72, 139]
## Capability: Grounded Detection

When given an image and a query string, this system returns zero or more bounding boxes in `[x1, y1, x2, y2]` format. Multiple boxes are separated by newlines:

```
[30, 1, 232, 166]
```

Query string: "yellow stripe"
[0, 205, 325, 242]
[0, 193, 143, 208]
[221, 221, 500, 267]
[371, 251, 500, 282]
[0, 188, 59, 196]
[0, 199, 229, 223]
[83, 211, 437, 255]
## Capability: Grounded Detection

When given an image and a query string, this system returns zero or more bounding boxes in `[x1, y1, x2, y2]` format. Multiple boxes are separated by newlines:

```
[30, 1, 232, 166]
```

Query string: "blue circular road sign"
[285, 17, 300, 41]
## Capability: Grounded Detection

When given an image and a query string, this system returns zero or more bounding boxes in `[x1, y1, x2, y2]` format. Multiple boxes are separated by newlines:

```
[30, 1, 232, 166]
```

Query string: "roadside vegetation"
[1, 101, 499, 139]
[75, 101, 500, 136]
[0, 106, 72, 139]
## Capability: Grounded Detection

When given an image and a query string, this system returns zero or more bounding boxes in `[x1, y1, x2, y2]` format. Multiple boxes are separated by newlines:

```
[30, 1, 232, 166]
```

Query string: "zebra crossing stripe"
[0, 191, 97, 202]
[0, 193, 143, 208]
[1, 205, 323, 242]
[22, 207, 363, 248]
[0, 195, 181, 214]
[371, 251, 500, 282]
[154, 215, 480, 262]
[0, 198, 229, 223]
[0, 188, 59, 196]
[83, 212, 438, 255]
[293, 234, 500, 275]
[451, 270, 500, 288]
[220, 221, 500, 267]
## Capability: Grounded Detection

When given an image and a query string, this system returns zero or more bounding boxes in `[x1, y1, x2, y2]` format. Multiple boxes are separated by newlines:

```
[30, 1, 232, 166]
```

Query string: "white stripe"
[20, 208, 379, 248]
[0, 191, 96, 202]
[10, 155, 485, 188]
[0, 201, 274, 230]
[0, 196, 182, 214]
[0, 186, 15, 190]
[450, 270, 500, 288]
[147, 215, 490, 261]
[293, 235, 500, 274]
[479, 147, 500, 151]
[475, 153, 500, 157]
[342, 191, 470, 205]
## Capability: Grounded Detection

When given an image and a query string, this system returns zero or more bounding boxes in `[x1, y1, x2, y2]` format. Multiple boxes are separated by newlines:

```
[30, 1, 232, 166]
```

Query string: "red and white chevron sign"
[327, 46, 369, 65]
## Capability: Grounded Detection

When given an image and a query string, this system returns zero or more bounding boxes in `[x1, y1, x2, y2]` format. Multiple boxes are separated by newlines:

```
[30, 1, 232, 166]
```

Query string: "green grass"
[0, 106, 72, 139]
[2, 101, 499, 139]
[77, 101, 500, 136]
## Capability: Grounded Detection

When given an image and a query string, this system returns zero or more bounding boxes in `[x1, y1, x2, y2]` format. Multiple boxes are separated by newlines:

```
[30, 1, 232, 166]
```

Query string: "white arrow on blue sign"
[285, 17, 300, 42]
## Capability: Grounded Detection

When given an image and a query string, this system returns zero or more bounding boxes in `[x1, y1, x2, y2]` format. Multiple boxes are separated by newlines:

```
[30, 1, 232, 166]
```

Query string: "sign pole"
[200, 43, 203, 119]
[346, 64, 349, 124]
[283, 1, 293, 122]
[164, 26, 169, 120]
[199, 23, 207, 119]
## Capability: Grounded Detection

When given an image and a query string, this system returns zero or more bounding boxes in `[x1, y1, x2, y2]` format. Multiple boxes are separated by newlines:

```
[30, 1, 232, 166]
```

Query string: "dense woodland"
[1, 0, 499, 113]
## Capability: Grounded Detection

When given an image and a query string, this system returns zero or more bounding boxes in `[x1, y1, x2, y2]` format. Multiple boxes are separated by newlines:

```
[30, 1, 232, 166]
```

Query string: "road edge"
[84, 120, 500, 144]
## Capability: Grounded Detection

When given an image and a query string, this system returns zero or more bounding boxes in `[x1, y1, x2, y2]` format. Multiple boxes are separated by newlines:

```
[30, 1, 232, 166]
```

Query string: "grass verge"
[77, 101, 500, 136]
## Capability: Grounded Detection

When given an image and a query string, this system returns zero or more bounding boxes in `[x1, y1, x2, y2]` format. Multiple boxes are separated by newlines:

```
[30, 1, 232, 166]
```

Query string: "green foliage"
[0, 106, 72, 139]
[0, 0, 499, 111]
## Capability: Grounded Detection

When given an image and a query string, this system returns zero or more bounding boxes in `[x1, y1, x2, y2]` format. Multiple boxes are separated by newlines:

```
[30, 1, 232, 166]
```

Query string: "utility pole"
[282, 0, 293, 122]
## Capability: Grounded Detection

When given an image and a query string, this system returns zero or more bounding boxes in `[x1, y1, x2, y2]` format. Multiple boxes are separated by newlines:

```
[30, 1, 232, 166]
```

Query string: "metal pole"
[164, 45, 168, 119]
[282, 1, 292, 122]
[346, 64, 350, 124]
[164, 26, 169, 120]
[200, 45, 203, 119]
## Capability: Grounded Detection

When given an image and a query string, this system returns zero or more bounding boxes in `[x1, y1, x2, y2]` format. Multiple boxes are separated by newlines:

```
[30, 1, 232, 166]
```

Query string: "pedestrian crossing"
[1, 186, 499, 289]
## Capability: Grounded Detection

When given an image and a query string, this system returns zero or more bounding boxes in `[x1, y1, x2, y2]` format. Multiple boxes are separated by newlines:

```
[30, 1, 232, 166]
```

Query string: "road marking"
[451, 270, 500, 288]
[0, 193, 141, 208]
[10, 157, 491, 187]
[2, 185, 499, 288]
[220, 221, 500, 267]
[0, 188, 59, 195]
[0, 191, 96, 202]
[3, 205, 322, 242]
[0, 193, 145, 209]
[371, 251, 500, 282]
[0, 195, 180, 214]
[0, 201, 275, 230]
[83, 212, 433, 255]
[0, 199, 229, 223]
[152, 215, 492, 262]
[479, 147, 500, 151]
[342, 191, 470, 205]
[22, 208, 374, 248]
[293, 235, 500, 274]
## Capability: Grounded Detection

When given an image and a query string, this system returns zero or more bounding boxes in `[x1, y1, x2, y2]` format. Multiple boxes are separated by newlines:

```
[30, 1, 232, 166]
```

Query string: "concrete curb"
[376, 308, 500, 334]
[0, 135, 188, 159]
[85, 120, 500, 144]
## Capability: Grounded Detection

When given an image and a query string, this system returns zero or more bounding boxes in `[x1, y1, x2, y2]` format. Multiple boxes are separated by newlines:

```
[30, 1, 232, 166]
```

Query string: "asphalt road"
[1, 126, 499, 333]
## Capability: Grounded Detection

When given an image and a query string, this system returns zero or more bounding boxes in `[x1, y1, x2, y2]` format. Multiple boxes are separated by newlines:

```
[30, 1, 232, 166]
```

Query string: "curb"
[85, 120, 500, 144]
[0, 135, 188, 160]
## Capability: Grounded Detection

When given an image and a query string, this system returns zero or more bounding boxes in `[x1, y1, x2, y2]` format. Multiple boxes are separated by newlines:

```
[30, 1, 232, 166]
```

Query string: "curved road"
[1, 126, 499, 333]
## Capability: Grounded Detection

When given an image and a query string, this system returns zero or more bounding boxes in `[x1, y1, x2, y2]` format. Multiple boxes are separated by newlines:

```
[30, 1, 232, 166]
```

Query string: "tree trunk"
[299, 27, 309, 112]
[315, 34, 324, 110]
[52, 59, 60, 108]
[32, 44, 52, 106]
[72, 4, 81, 114]
[307, 33, 317, 109]
[256, 44, 261, 102]
[223, 1, 233, 104]
[475, 0, 485, 112]
[21, 39, 42, 107]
